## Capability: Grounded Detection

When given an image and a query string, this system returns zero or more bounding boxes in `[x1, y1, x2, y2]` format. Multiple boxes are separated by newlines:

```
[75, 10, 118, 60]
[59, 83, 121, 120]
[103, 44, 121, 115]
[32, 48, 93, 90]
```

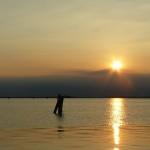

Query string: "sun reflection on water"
[111, 98, 124, 150]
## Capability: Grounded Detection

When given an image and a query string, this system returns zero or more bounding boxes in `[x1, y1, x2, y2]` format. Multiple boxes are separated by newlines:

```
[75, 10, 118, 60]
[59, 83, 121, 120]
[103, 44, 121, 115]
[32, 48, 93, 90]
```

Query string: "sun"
[112, 60, 123, 71]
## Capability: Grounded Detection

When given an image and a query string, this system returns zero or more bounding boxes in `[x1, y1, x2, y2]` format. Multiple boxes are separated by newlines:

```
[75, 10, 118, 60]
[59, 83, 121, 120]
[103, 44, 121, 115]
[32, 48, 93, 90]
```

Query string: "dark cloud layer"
[0, 70, 150, 98]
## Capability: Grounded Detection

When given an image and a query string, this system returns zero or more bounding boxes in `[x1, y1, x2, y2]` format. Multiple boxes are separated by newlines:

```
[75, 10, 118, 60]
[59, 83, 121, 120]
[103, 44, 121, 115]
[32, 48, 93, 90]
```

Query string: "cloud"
[0, 69, 150, 97]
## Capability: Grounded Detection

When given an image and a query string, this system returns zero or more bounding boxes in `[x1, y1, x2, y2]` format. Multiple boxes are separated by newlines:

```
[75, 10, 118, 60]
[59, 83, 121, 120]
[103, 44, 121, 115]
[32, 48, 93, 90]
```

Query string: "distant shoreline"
[0, 97, 150, 99]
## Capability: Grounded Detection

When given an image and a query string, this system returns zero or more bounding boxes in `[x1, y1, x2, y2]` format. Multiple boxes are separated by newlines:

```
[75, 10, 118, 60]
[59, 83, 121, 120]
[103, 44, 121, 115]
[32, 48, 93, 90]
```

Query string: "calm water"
[0, 98, 149, 150]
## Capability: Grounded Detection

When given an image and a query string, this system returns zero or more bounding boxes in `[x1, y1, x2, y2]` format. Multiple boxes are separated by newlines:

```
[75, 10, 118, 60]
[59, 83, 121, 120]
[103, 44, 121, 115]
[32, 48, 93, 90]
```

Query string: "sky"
[1, 0, 150, 77]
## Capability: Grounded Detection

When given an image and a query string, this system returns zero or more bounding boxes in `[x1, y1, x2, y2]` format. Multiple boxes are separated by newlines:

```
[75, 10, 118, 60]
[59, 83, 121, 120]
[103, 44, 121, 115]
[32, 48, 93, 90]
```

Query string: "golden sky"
[0, 0, 150, 77]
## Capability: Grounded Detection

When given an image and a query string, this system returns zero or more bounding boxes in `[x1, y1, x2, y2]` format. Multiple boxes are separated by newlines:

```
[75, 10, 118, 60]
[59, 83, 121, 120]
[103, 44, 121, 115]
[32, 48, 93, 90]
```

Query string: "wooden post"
[53, 94, 64, 117]
[58, 96, 64, 116]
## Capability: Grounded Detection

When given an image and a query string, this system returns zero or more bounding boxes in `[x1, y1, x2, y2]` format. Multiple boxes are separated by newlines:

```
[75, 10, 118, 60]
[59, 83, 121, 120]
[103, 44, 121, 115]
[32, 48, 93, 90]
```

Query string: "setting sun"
[112, 60, 123, 71]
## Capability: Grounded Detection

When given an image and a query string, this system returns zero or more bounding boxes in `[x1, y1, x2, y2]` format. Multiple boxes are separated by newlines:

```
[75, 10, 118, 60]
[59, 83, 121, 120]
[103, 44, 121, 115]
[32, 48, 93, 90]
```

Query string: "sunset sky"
[1, 0, 150, 77]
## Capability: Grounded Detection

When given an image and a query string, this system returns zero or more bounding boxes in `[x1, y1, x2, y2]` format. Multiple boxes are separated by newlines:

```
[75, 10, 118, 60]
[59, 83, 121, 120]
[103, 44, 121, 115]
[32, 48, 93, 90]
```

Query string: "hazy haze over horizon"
[1, 0, 150, 77]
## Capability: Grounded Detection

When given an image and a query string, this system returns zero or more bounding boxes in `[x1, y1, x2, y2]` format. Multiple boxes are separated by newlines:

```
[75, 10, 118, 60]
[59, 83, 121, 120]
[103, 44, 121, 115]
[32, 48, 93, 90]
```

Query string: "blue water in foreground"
[0, 98, 149, 150]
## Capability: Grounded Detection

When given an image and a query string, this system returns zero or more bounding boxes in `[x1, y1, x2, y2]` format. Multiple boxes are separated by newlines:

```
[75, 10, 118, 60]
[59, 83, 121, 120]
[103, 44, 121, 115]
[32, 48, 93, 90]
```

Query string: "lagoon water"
[0, 98, 149, 150]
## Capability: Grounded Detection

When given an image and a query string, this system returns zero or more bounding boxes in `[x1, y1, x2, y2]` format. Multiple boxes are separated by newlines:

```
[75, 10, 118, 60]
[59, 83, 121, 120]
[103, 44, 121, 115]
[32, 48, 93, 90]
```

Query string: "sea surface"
[0, 98, 149, 150]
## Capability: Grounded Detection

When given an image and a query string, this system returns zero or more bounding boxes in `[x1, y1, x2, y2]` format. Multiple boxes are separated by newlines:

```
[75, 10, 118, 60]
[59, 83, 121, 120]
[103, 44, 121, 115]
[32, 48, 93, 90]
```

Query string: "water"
[0, 98, 149, 150]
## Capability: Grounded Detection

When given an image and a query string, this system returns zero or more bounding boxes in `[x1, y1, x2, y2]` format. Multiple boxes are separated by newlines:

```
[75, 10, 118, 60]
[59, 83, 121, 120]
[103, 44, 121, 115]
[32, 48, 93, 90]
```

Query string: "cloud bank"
[0, 70, 150, 98]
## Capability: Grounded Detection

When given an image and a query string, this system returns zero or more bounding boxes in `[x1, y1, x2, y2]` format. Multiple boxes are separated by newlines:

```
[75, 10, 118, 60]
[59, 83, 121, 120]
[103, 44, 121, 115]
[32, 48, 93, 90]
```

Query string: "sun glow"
[112, 60, 123, 71]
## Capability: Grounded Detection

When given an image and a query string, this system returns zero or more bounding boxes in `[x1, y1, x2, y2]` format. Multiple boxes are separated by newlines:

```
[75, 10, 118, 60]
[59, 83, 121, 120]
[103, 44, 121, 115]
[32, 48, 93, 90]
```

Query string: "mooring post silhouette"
[58, 96, 64, 116]
[53, 94, 61, 114]
[53, 94, 64, 117]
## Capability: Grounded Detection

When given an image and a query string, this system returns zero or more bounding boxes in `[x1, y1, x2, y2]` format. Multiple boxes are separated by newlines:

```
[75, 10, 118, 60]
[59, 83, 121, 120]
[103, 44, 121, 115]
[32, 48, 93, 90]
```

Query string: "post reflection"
[111, 98, 124, 150]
